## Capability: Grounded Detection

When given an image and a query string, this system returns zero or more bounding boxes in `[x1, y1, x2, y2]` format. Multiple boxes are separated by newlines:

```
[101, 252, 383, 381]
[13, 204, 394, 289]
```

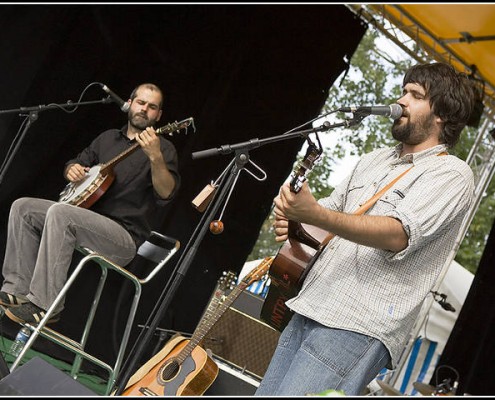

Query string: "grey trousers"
[1, 197, 137, 313]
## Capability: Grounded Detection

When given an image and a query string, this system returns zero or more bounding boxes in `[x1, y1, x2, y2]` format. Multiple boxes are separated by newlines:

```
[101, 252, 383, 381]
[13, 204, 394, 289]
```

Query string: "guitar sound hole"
[160, 359, 180, 382]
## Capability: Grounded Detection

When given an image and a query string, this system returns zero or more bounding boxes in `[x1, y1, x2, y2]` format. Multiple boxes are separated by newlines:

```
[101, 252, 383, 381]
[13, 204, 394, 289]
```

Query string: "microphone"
[439, 298, 456, 312]
[340, 104, 403, 120]
[101, 84, 130, 112]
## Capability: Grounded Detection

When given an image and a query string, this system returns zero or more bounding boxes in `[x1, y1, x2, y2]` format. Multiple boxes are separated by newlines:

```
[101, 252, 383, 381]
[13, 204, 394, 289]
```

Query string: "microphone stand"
[0, 98, 113, 187]
[113, 118, 352, 395]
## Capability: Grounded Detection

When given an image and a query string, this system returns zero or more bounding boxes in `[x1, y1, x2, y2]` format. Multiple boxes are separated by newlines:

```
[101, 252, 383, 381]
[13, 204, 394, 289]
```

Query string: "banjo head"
[58, 165, 103, 205]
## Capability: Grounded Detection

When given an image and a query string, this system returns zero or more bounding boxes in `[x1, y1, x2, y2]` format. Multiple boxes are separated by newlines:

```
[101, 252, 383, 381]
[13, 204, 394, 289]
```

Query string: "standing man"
[0, 83, 180, 325]
[256, 63, 476, 396]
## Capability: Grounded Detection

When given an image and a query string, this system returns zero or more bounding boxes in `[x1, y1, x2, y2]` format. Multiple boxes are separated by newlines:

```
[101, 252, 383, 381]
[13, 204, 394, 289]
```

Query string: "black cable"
[435, 365, 460, 394]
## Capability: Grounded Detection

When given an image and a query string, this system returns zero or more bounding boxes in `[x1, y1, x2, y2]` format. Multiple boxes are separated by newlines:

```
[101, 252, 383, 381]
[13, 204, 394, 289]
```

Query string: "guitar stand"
[113, 118, 351, 395]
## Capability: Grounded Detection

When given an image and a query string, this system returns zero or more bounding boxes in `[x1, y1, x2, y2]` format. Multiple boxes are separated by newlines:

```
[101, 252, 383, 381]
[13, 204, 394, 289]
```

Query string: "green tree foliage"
[248, 29, 491, 275]
[247, 152, 335, 261]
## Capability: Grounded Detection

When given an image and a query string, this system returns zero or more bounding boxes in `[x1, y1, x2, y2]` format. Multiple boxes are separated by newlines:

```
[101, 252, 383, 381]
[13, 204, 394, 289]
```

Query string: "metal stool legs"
[10, 231, 179, 395]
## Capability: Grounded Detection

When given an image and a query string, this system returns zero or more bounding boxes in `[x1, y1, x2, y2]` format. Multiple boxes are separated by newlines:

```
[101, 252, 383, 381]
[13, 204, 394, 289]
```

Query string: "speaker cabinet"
[204, 291, 280, 379]
[204, 356, 259, 396]
[0, 357, 98, 396]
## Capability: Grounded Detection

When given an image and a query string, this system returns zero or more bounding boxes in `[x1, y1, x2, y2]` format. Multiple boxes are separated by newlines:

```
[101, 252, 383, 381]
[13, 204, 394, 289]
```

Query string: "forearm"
[150, 155, 176, 199]
[275, 181, 408, 252]
[310, 206, 408, 252]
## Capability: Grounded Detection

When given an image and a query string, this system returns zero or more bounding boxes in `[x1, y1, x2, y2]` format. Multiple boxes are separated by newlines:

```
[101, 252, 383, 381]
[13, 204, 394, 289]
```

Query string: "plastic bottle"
[9, 326, 31, 357]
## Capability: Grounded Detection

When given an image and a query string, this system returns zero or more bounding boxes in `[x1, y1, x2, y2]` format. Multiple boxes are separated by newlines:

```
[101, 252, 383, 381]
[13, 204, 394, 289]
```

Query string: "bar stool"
[9, 231, 180, 395]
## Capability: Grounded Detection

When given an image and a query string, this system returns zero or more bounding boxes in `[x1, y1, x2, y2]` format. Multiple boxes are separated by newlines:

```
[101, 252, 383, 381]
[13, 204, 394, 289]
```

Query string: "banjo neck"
[100, 140, 139, 174]
[59, 118, 194, 208]
[100, 119, 194, 174]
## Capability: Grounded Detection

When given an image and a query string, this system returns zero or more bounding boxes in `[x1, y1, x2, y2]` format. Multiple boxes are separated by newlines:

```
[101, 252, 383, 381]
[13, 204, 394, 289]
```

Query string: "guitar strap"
[297, 164, 415, 286]
[319, 165, 414, 247]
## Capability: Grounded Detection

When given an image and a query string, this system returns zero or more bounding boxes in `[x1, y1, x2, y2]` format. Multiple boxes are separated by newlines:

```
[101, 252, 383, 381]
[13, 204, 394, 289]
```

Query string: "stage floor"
[0, 333, 108, 396]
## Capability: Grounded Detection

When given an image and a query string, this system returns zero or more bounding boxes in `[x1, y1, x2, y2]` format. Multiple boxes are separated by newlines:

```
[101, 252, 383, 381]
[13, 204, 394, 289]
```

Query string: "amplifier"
[204, 356, 259, 396]
[204, 290, 280, 379]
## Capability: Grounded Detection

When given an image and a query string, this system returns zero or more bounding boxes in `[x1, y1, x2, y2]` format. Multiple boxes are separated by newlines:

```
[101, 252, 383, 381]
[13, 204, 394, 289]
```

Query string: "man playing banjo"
[0, 82, 181, 325]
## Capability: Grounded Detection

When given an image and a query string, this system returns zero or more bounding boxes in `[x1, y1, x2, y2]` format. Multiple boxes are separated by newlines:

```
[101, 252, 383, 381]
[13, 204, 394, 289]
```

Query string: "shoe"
[5, 302, 60, 325]
[0, 291, 28, 308]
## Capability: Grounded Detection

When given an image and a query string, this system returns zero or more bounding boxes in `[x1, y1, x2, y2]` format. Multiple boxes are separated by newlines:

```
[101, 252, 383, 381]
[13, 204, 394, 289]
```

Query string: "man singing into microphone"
[0, 83, 180, 325]
[255, 62, 477, 396]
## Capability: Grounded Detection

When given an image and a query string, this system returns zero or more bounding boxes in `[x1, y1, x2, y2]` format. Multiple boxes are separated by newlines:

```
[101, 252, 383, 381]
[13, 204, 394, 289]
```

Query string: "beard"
[128, 111, 157, 131]
[391, 113, 436, 145]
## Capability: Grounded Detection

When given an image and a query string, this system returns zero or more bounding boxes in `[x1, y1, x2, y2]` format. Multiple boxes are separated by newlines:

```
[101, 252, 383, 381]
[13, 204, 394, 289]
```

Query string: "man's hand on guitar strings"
[275, 181, 320, 226]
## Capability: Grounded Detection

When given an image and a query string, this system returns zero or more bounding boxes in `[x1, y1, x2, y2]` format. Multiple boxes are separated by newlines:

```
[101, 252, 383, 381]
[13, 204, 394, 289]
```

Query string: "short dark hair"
[403, 62, 476, 147]
[130, 83, 163, 109]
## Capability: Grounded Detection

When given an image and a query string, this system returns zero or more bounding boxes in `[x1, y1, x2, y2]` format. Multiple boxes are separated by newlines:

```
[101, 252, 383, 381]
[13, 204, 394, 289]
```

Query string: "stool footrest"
[38, 326, 83, 350]
[34, 326, 113, 374]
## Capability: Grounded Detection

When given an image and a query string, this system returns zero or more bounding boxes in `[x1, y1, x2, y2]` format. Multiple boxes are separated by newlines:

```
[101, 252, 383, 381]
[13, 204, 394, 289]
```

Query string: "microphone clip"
[346, 112, 368, 127]
[431, 291, 456, 312]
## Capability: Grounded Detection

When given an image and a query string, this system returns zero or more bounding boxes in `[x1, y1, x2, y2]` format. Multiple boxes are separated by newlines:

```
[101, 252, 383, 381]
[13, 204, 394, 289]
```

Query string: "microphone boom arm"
[0, 97, 114, 187]
[192, 120, 348, 160]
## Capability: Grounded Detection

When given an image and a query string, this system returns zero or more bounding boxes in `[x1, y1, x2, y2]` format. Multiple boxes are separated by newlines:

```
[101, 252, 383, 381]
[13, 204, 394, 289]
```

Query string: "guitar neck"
[175, 284, 247, 364]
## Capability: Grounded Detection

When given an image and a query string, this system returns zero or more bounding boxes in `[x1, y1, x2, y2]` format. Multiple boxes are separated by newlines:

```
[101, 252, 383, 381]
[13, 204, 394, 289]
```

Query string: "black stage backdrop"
[432, 220, 495, 395]
[0, 5, 366, 376]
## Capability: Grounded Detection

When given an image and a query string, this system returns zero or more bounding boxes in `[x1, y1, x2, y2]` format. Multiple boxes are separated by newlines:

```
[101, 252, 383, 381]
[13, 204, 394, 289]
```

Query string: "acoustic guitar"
[118, 270, 236, 397]
[122, 256, 273, 396]
[260, 142, 329, 332]
[261, 141, 417, 332]
[58, 117, 194, 208]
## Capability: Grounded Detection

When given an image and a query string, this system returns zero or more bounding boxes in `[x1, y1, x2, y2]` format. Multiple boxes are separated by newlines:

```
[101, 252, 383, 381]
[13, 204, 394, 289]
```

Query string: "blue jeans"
[255, 313, 391, 396]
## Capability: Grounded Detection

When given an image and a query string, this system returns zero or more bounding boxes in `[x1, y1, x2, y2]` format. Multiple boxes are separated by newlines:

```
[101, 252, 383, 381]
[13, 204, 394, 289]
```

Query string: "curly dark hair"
[402, 63, 477, 147]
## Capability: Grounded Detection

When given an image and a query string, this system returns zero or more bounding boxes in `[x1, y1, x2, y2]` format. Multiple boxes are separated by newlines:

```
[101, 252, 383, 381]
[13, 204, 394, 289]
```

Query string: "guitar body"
[261, 223, 329, 332]
[122, 339, 219, 396]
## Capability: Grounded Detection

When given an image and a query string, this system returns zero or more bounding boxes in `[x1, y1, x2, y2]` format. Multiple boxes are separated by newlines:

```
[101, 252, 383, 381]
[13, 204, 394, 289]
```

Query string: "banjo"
[58, 117, 193, 208]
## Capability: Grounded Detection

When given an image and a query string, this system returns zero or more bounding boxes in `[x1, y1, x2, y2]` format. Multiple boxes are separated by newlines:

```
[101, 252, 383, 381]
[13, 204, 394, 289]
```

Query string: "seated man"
[0, 82, 180, 325]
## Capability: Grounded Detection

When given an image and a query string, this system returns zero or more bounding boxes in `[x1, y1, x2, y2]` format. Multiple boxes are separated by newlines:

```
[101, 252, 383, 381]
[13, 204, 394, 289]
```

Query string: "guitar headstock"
[290, 137, 323, 193]
[211, 270, 236, 302]
[241, 257, 273, 287]
[156, 117, 195, 136]
[217, 271, 237, 294]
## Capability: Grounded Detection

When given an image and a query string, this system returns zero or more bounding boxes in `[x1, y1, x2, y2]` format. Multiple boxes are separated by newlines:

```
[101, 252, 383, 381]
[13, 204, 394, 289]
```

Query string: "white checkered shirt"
[286, 143, 474, 368]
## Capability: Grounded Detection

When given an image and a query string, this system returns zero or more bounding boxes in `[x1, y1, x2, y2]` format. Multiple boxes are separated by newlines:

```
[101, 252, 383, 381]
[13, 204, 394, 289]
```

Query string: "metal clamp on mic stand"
[113, 117, 352, 395]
